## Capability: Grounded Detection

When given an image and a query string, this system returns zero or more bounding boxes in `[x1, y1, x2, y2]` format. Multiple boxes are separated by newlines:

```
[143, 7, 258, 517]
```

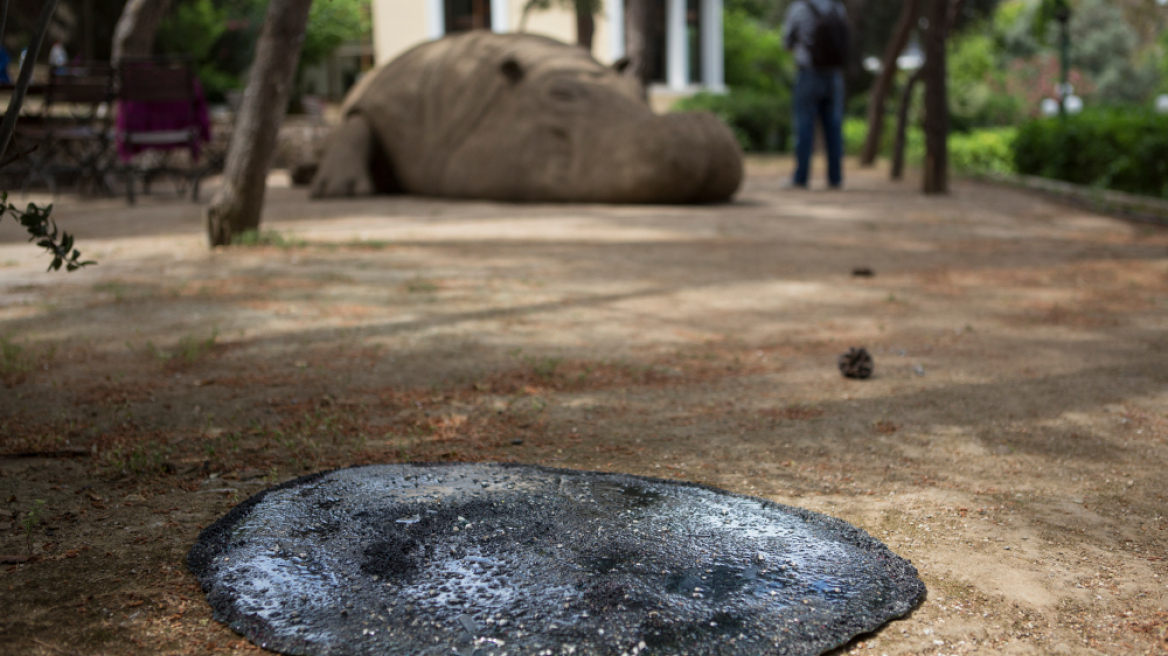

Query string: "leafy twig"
[1, 192, 96, 272]
[0, 142, 37, 170]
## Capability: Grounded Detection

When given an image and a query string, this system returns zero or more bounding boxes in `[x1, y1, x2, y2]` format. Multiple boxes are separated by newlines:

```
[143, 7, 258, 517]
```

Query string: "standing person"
[0, 47, 11, 85]
[48, 41, 68, 69]
[782, 0, 850, 189]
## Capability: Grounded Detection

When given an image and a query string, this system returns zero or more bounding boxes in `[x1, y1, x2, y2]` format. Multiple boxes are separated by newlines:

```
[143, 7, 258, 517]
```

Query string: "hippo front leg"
[311, 113, 377, 198]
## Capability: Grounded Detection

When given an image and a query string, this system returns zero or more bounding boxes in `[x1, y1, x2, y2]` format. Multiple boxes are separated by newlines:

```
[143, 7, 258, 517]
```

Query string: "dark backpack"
[805, 1, 850, 69]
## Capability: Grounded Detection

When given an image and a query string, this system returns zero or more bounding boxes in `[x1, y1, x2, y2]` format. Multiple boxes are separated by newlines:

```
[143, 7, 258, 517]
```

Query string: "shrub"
[950, 127, 1017, 176]
[948, 32, 1027, 130]
[156, 0, 370, 103]
[675, 90, 791, 152]
[722, 7, 793, 97]
[1014, 109, 1168, 198]
[847, 119, 1011, 176]
[846, 115, 925, 164]
[674, 7, 794, 153]
[843, 117, 867, 155]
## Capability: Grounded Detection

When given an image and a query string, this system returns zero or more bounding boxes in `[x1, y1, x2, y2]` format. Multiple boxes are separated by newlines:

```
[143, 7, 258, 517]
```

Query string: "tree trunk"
[859, 0, 920, 167]
[921, 0, 949, 194]
[623, 0, 654, 88]
[576, 4, 595, 51]
[111, 0, 172, 62]
[0, 0, 59, 162]
[890, 67, 922, 181]
[205, 0, 314, 247]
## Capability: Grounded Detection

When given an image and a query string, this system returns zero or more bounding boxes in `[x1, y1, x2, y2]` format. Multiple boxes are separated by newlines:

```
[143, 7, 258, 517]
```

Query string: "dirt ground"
[1, 158, 1166, 656]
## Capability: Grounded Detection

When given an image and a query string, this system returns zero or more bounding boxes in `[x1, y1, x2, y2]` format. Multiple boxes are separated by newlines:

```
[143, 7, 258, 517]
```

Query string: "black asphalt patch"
[189, 463, 925, 656]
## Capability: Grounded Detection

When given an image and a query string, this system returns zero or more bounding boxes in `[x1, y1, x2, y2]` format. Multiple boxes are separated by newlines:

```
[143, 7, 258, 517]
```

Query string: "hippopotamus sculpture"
[310, 31, 742, 203]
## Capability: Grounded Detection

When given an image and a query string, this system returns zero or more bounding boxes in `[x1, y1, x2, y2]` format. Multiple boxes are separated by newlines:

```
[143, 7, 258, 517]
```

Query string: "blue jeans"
[793, 67, 844, 187]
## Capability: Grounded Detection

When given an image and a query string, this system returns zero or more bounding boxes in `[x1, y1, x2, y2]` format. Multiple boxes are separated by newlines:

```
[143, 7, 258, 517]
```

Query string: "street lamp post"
[1054, 0, 1070, 117]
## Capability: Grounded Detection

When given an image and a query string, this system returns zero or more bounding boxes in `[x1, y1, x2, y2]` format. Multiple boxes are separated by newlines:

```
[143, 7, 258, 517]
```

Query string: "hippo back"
[344, 32, 640, 197]
[338, 31, 741, 203]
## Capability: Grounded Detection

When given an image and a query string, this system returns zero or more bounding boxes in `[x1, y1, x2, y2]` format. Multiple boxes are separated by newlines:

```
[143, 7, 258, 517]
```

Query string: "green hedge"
[845, 119, 1015, 176]
[1014, 109, 1168, 198]
[675, 90, 792, 153]
[951, 127, 1016, 176]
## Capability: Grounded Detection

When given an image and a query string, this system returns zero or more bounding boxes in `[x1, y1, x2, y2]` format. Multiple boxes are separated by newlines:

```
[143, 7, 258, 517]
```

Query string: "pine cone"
[838, 347, 874, 379]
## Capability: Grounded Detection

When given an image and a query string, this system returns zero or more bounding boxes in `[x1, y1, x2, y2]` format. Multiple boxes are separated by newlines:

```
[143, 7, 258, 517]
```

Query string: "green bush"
[1014, 109, 1168, 198]
[846, 115, 926, 165]
[847, 118, 1011, 176]
[951, 127, 1017, 176]
[722, 7, 793, 97]
[156, 0, 370, 103]
[842, 117, 867, 155]
[948, 32, 1026, 130]
[674, 7, 794, 153]
[675, 90, 791, 152]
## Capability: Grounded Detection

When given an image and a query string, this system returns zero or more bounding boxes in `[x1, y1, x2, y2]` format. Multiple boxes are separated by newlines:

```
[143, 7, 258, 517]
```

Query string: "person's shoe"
[782, 179, 808, 190]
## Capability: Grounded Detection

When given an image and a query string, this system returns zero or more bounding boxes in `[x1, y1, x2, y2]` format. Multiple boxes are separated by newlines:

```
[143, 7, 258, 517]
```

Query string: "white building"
[371, 0, 725, 107]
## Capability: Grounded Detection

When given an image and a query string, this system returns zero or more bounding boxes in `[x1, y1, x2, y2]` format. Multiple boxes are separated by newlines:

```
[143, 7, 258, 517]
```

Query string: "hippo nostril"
[548, 84, 582, 102]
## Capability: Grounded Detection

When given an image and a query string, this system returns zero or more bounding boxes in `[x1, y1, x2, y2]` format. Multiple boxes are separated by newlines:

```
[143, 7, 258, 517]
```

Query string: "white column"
[427, 0, 445, 40]
[666, 0, 688, 89]
[491, 0, 510, 32]
[608, 0, 625, 60]
[701, 0, 724, 90]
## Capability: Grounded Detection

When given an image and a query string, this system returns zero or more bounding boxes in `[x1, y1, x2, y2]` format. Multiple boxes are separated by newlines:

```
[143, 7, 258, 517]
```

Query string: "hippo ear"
[612, 56, 632, 74]
[500, 57, 524, 84]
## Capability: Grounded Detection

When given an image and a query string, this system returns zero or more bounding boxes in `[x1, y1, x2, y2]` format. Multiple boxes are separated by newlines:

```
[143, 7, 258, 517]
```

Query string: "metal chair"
[116, 57, 209, 203]
[18, 63, 116, 196]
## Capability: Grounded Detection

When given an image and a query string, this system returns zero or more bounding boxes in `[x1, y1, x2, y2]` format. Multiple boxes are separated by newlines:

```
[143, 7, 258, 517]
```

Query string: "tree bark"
[859, 0, 920, 167]
[890, 67, 922, 181]
[921, 0, 949, 194]
[111, 0, 173, 62]
[205, 0, 314, 247]
[623, 0, 654, 88]
[0, 0, 59, 162]
[576, 4, 595, 51]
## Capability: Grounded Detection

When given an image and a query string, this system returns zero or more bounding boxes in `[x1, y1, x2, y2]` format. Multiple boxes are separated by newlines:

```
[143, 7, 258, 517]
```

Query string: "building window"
[445, 0, 492, 33]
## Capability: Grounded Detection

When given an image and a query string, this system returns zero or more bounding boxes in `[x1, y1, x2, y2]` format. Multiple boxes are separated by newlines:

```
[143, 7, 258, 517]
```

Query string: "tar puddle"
[189, 463, 925, 656]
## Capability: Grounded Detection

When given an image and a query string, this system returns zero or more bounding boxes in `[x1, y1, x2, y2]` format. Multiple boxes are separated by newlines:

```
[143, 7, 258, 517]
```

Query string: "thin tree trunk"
[205, 0, 313, 247]
[111, 0, 172, 62]
[576, 4, 595, 51]
[82, 0, 94, 60]
[859, 0, 920, 167]
[0, 0, 59, 162]
[0, 0, 11, 51]
[623, 0, 653, 88]
[890, 67, 922, 181]
[843, 0, 868, 83]
[921, 0, 949, 194]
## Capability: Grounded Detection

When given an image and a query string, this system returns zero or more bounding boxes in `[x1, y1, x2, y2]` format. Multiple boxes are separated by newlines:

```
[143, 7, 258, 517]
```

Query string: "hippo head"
[312, 32, 743, 204]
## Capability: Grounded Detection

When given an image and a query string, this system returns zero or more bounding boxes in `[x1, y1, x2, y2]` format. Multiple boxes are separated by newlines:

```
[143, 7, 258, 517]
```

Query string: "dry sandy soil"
[0, 158, 1166, 656]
